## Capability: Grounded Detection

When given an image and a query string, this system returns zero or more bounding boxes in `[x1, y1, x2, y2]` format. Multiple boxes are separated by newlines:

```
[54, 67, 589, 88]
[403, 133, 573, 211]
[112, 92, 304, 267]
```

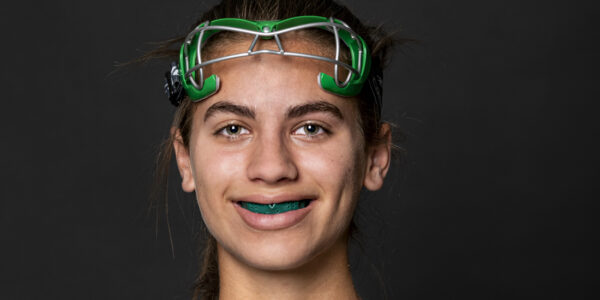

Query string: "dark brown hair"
[143, 1, 406, 299]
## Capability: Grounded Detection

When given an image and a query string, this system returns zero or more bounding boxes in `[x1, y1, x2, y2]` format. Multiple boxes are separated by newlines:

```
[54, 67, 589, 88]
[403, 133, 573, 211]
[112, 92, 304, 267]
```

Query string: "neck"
[217, 237, 359, 300]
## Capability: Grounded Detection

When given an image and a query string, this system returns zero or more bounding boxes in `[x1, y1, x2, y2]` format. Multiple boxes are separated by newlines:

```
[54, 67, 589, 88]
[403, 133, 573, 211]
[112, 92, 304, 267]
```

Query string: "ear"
[363, 123, 392, 191]
[172, 128, 196, 192]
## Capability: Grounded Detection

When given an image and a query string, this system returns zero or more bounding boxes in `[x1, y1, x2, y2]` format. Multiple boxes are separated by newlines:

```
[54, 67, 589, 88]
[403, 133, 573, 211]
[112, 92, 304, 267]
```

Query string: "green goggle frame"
[178, 15, 371, 102]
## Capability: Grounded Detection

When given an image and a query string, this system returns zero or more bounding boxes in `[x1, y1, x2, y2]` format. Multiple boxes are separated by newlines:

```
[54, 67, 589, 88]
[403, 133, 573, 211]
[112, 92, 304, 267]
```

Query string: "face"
[174, 37, 390, 271]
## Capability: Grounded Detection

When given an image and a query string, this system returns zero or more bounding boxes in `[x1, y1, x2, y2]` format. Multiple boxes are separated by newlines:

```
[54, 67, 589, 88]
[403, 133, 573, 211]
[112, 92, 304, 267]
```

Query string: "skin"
[174, 37, 391, 300]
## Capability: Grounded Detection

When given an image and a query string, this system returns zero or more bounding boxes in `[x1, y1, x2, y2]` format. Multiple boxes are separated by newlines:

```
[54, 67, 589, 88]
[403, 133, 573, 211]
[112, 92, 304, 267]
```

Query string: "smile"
[239, 200, 311, 214]
[233, 196, 315, 230]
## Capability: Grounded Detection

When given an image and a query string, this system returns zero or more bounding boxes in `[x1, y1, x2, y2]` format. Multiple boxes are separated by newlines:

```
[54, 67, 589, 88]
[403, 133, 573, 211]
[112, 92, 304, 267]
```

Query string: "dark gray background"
[1, 0, 597, 299]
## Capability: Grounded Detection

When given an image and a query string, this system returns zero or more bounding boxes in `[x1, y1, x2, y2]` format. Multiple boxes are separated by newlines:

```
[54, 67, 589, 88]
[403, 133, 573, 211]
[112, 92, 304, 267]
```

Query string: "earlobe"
[172, 128, 196, 192]
[363, 123, 392, 191]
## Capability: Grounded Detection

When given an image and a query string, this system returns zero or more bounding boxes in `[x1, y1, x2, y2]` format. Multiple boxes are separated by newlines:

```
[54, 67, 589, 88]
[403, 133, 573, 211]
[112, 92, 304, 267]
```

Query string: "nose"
[246, 132, 298, 184]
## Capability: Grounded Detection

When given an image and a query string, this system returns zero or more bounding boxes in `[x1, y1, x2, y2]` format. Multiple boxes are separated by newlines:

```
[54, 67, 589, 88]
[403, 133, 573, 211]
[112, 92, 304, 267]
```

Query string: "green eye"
[226, 125, 240, 134]
[304, 124, 318, 134]
[218, 124, 249, 137]
[293, 123, 325, 136]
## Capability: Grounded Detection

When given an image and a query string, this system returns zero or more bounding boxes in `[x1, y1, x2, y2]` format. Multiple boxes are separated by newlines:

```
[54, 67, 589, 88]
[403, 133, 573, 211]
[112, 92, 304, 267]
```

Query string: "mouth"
[233, 195, 316, 230]
[238, 199, 312, 215]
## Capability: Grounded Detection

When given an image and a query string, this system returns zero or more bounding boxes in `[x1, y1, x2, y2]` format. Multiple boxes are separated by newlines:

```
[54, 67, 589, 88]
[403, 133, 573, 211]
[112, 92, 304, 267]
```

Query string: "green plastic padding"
[179, 16, 371, 102]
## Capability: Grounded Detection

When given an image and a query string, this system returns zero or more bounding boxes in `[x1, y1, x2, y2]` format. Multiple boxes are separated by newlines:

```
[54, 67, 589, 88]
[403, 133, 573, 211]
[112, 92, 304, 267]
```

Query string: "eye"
[216, 124, 250, 138]
[293, 123, 327, 137]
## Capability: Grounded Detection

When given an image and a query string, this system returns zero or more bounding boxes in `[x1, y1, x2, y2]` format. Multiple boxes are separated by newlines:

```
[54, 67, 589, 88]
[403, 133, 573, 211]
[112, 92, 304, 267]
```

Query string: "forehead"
[197, 37, 356, 115]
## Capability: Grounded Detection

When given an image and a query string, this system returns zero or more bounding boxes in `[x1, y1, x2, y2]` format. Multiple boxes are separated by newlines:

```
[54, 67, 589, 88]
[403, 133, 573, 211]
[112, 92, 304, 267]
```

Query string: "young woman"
[151, 0, 398, 299]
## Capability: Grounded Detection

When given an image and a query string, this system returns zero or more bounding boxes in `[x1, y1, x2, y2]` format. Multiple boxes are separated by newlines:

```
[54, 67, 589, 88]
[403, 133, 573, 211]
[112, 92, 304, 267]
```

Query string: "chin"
[254, 244, 319, 271]
[220, 230, 328, 271]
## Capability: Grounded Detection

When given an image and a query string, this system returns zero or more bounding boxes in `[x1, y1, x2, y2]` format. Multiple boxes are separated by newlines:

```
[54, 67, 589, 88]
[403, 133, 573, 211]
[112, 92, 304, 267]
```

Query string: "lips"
[232, 194, 316, 230]
[234, 193, 316, 205]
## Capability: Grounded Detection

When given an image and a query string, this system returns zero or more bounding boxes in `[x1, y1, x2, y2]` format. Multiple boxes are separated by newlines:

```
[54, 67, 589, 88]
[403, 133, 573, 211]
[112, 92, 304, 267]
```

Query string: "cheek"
[189, 143, 246, 209]
[296, 135, 366, 198]
[189, 143, 252, 242]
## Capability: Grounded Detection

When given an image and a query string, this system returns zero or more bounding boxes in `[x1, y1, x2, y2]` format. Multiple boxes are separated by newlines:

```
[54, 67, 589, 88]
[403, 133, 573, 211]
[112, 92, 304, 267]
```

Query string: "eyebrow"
[286, 101, 344, 120]
[203, 100, 344, 122]
[204, 101, 256, 122]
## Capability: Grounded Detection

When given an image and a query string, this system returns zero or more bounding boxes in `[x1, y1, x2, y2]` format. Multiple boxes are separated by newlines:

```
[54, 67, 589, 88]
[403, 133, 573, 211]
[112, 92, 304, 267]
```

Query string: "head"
[149, 0, 398, 298]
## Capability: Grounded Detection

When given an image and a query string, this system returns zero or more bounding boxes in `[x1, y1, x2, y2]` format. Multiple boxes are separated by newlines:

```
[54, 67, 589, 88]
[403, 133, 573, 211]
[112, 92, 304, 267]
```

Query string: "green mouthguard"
[240, 200, 310, 214]
[179, 15, 371, 101]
